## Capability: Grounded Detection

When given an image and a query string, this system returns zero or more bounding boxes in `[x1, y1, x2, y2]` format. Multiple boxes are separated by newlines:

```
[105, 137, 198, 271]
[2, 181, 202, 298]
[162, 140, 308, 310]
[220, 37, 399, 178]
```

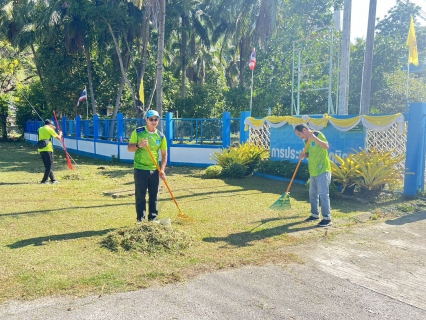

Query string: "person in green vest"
[38, 119, 63, 184]
[128, 110, 168, 222]
[294, 124, 332, 227]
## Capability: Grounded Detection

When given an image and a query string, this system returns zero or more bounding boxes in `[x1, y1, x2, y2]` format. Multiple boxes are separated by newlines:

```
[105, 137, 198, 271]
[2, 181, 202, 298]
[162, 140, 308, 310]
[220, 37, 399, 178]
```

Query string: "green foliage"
[330, 153, 359, 193]
[204, 165, 223, 178]
[353, 148, 405, 192]
[15, 81, 48, 130]
[331, 148, 405, 197]
[173, 81, 225, 118]
[211, 142, 269, 178]
[222, 162, 247, 179]
[256, 160, 309, 181]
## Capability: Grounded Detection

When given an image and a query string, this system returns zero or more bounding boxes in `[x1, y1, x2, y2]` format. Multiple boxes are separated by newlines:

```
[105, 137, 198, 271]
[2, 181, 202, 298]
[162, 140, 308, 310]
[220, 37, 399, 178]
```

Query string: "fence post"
[165, 112, 173, 164]
[61, 116, 67, 136]
[93, 114, 99, 140]
[222, 112, 231, 148]
[76, 116, 81, 139]
[240, 111, 251, 143]
[117, 113, 124, 141]
[404, 102, 426, 196]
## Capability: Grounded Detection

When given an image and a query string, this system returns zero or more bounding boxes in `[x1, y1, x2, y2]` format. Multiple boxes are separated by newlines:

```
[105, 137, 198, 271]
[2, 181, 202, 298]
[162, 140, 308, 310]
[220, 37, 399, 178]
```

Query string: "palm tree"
[155, 0, 166, 120]
[212, 0, 280, 86]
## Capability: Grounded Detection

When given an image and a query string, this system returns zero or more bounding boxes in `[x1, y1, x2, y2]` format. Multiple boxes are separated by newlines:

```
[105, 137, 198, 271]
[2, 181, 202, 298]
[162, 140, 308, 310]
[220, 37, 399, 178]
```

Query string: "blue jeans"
[309, 171, 331, 220]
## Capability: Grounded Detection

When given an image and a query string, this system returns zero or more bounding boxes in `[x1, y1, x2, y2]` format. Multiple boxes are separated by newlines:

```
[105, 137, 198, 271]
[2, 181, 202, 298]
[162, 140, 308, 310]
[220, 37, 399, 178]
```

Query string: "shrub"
[330, 153, 359, 193]
[256, 160, 309, 181]
[353, 148, 405, 195]
[331, 148, 405, 198]
[222, 162, 247, 178]
[204, 165, 223, 178]
[211, 142, 269, 178]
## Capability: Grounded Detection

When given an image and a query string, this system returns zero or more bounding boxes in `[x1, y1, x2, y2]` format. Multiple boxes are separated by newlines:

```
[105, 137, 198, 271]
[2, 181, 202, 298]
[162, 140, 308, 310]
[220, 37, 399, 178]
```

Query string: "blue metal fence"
[26, 112, 241, 147]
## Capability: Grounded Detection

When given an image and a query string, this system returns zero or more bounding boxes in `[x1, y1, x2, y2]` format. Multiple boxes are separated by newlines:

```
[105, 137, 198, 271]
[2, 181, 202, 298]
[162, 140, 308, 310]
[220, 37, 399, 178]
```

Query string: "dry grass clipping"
[101, 223, 192, 255]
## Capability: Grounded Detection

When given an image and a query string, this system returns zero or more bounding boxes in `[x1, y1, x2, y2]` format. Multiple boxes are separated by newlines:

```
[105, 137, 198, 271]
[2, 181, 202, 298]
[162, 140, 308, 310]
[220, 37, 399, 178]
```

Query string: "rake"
[145, 146, 194, 222]
[270, 142, 308, 211]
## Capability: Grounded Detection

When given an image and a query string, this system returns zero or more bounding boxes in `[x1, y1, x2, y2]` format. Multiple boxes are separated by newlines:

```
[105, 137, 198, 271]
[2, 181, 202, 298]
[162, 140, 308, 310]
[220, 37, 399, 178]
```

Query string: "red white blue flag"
[249, 48, 256, 70]
[77, 88, 87, 106]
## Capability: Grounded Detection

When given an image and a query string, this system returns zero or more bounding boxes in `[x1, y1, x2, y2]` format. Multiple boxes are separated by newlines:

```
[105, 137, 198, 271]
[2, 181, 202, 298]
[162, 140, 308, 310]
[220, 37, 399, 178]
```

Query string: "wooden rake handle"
[144, 146, 183, 213]
[285, 142, 309, 194]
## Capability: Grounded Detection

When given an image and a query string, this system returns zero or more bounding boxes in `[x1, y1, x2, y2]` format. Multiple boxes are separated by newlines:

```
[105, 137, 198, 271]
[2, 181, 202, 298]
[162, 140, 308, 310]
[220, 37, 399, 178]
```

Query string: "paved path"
[1, 212, 426, 320]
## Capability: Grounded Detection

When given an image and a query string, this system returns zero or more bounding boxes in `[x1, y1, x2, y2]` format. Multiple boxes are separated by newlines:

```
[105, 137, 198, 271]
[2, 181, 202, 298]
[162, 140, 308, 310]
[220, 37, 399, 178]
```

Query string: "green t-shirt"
[129, 126, 167, 170]
[306, 131, 331, 177]
[38, 125, 59, 152]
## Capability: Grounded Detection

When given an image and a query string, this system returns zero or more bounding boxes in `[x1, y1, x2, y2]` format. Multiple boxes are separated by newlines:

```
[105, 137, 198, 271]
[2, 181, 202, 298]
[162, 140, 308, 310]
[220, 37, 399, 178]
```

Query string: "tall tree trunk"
[155, 0, 166, 125]
[181, 14, 188, 99]
[30, 44, 44, 84]
[0, 113, 7, 140]
[104, 19, 138, 112]
[138, 1, 151, 117]
[84, 44, 97, 116]
[338, 0, 351, 115]
[359, 0, 377, 115]
[108, 74, 126, 140]
[187, 32, 195, 82]
[239, 37, 250, 87]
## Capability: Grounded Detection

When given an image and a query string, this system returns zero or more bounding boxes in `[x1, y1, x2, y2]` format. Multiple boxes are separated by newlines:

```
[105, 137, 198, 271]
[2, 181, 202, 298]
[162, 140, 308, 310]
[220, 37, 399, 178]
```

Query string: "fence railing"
[26, 112, 243, 147]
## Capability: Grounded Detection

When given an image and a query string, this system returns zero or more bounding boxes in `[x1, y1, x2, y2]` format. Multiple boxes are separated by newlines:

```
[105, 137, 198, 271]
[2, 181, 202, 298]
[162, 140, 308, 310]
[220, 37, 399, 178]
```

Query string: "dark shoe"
[318, 219, 332, 227]
[40, 181, 49, 184]
[51, 180, 60, 184]
[305, 216, 319, 222]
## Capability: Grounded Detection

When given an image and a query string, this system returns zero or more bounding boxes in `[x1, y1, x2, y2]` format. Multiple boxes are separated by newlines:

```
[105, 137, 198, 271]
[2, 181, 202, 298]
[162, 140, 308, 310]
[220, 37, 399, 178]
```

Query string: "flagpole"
[85, 86, 89, 119]
[406, 63, 410, 113]
[250, 69, 254, 115]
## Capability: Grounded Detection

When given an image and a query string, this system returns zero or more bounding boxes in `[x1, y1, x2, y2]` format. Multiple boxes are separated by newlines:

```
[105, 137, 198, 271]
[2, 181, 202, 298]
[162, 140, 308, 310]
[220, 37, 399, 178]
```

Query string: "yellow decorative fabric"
[244, 113, 405, 133]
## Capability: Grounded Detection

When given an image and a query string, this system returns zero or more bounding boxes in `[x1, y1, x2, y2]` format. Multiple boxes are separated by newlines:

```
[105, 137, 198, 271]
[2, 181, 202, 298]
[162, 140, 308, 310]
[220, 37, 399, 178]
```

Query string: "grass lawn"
[0, 141, 420, 302]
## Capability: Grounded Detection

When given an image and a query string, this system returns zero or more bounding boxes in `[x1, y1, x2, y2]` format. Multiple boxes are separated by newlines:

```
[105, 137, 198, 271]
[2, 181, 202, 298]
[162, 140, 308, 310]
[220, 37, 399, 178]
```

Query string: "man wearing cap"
[128, 110, 168, 222]
[38, 119, 63, 184]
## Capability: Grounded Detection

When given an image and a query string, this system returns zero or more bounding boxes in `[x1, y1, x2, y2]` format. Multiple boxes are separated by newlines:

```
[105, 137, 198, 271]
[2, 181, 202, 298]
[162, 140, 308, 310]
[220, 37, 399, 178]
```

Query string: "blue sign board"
[270, 124, 365, 164]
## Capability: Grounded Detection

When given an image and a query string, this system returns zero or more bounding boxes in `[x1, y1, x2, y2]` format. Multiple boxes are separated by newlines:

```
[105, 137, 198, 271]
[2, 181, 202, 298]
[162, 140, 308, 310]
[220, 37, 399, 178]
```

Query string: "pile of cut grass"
[101, 223, 192, 255]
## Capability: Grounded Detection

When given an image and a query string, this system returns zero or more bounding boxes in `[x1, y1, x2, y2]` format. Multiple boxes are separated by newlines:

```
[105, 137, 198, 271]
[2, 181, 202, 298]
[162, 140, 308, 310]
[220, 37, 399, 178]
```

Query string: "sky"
[351, 0, 426, 41]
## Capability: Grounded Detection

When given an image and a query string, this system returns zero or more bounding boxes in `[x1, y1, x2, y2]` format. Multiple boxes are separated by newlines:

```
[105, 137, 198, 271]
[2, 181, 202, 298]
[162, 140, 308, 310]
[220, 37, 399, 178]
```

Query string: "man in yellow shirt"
[38, 119, 62, 184]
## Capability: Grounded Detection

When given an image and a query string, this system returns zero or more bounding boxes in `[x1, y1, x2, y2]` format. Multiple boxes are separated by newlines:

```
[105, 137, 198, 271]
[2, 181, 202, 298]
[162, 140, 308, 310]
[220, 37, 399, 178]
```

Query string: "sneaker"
[318, 219, 332, 227]
[40, 181, 49, 184]
[305, 216, 319, 222]
[51, 180, 60, 184]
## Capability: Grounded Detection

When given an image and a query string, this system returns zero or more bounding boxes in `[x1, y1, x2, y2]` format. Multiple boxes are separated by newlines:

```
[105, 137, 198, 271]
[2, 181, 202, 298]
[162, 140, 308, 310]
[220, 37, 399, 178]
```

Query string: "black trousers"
[40, 151, 56, 183]
[134, 169, 160, 221]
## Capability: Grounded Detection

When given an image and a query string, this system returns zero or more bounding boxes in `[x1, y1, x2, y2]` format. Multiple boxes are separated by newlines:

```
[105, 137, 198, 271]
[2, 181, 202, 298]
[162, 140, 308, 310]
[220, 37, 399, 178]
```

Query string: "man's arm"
[309, 132, 329, 150]
[55, 131, 63, 141]
[159, 149, 167, 180]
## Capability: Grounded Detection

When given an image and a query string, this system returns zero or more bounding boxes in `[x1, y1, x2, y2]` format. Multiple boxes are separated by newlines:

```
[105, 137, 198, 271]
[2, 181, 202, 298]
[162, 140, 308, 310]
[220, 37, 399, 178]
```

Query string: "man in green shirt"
[128, 110, 168, 222]
[38, 119, 63, 184]
[294, 124, 332, 227]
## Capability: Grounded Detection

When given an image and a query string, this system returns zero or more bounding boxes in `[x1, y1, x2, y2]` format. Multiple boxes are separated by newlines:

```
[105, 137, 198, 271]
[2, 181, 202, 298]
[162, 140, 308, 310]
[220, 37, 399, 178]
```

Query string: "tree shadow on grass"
[386, 211, 426, 226]
[203, 216, 318, 247]
[7, 229, 114, 249]
[0, 202, 133, 217]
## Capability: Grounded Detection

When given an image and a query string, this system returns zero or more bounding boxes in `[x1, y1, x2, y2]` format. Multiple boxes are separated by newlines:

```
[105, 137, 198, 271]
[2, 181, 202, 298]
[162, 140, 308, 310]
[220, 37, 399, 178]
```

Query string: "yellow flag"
[139, 79, 145, 105]
[406, 17, 419, 66]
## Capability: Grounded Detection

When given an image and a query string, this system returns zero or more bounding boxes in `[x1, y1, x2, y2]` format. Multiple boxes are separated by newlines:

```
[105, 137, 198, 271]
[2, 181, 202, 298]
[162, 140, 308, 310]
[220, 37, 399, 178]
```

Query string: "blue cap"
[146, 110, 159, 118]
